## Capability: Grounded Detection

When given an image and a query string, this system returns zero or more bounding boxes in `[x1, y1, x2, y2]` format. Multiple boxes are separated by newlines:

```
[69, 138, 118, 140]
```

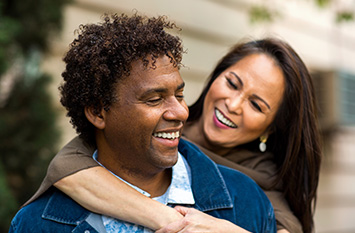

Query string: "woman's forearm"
[277, 230, 290, 233]
[54, 166, 183, 230]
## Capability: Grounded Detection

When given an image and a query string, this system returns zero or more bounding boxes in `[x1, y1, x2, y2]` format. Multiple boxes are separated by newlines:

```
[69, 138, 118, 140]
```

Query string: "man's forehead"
[117, 55, 183, 93]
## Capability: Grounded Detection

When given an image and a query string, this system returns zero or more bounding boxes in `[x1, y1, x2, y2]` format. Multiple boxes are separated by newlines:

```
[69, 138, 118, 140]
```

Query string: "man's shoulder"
[180, 138, 272, 204]
[9, 188, 91, 232]
[217, 164, 267, 198]
[179, 138, 270, 199]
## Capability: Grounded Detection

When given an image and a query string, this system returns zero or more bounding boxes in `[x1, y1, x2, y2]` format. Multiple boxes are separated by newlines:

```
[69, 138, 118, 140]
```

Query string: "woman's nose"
[225, 95, 243, 115]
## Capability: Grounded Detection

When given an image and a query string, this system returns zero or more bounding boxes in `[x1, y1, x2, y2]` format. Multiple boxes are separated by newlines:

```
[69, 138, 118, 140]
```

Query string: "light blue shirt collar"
[92, 151, 194, 232]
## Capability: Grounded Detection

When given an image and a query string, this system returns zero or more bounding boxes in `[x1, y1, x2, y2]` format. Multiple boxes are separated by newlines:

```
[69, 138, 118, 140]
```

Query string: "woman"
[26, 38, 321, 233]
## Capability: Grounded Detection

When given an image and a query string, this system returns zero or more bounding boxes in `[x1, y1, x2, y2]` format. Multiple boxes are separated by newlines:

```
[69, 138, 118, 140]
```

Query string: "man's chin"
[156, 151, 179, 168]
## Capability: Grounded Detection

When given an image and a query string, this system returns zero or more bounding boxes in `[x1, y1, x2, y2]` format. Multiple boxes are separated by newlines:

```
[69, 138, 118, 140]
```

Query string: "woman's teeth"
[215, 109, 237, 128]
[153, 131, 180, 140]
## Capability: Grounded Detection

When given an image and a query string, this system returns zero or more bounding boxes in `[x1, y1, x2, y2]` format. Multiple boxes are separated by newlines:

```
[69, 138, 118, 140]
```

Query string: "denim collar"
[42, 189, 102, 232]
[178, 138, 234, 212]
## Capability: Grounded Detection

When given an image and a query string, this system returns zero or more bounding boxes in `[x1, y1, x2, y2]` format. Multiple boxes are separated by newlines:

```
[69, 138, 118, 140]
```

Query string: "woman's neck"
[183, 120, 233, 156]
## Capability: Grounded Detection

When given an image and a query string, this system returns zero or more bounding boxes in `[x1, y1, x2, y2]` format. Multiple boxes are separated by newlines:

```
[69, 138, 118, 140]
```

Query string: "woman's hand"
[155, 206, 251, 233]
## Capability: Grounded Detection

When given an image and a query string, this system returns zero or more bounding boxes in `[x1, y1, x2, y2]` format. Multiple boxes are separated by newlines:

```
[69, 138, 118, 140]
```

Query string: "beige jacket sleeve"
[23, 136, 98, 206]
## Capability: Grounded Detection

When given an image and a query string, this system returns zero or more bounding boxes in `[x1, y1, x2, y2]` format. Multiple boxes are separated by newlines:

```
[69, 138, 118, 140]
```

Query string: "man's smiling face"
[99, 55, 188, 177]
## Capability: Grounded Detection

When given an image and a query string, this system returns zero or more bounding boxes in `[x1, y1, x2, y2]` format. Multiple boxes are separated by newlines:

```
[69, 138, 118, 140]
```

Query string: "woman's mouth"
[215, 109, 237, 128]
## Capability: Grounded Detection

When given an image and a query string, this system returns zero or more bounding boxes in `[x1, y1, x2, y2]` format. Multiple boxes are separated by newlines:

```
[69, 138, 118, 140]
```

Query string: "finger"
[173, 206, 192, 216]
[155, 219, 186, 233]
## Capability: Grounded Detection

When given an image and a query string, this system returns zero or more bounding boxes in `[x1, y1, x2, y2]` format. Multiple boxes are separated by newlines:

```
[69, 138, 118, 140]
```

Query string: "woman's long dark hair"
[188, 38, 322, 233]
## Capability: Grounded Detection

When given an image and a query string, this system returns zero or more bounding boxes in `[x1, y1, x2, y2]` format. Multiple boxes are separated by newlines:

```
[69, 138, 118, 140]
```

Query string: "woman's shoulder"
[22, 136, 99, 206]
[182, 135, 278, 190]
[57, 136, 96, 157]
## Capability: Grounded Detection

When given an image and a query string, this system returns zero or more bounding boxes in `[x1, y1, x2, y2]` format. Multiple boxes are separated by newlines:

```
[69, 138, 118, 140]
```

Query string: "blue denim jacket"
[9, 139, 276, 233]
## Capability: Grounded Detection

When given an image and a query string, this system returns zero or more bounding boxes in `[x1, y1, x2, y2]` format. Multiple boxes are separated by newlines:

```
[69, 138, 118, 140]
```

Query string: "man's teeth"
[153, 131, 180, 140]
[215, 109, 237, 128]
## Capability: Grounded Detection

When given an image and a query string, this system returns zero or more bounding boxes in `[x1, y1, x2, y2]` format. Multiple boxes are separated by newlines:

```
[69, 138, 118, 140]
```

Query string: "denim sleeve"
[265, 202, 277, 233]
[9, 212, 20, 233]
[9, 221, 16, 233]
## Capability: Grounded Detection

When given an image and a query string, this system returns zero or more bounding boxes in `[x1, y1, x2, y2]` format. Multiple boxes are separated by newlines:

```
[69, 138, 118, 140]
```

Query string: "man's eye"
[176, 94, 184, 100]
[226, 78, 238, 90]
[147, 98, 162, 104]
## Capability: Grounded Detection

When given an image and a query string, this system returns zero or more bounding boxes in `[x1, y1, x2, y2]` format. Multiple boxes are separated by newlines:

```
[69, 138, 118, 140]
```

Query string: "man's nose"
[163, 97, 189, 122]
[225, 94, 243, 115]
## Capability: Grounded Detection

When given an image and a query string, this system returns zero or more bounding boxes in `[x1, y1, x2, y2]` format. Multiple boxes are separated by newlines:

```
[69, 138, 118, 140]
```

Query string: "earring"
[259, 135, 268, 152]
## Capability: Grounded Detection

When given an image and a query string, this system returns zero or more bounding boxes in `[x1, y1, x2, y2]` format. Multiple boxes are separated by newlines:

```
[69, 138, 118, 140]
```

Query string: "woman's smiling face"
[200, 53, 285, 154]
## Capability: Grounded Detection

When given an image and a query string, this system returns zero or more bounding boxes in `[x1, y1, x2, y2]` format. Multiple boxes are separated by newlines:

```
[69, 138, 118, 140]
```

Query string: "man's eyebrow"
[142, 82, 185, 96]
[252, 94, 271, 110]
[230, 72, 244, 87]
[177, 82, 185, 90]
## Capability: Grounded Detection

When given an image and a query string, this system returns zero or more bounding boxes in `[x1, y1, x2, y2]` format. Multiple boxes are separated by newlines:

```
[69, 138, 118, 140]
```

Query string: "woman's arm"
[54, 166, 183, 230]
[55, 170, 256, 233]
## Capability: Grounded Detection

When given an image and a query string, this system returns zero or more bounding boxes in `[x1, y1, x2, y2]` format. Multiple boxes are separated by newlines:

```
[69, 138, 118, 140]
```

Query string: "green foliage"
[248, 0, 354, 24]
[336, 11, 354, 23]
[314, 0, 354, 23]
[249, 5, 278, 24]
[2, 0, 71, 52]
[0, 53, 62, 231]
[315, 0, 331, 8]
[0, 0, 69, 231]
[0, 4, 21, 75]
[0, 163, 17, 231]
[0, 57, 61, 231]
[0, 68, 60, 202]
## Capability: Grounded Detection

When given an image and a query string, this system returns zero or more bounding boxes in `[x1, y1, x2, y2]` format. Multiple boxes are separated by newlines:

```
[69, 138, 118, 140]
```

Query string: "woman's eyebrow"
[230, 72, 244, 87]
[252, 94, 271, 110]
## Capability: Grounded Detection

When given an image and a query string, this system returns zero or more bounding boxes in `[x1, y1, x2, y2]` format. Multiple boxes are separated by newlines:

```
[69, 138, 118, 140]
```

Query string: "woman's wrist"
[139, 202, 183, 229]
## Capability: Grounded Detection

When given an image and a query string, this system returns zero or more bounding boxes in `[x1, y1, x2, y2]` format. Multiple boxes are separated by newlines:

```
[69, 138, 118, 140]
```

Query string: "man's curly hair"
[59, 13, 184, 146]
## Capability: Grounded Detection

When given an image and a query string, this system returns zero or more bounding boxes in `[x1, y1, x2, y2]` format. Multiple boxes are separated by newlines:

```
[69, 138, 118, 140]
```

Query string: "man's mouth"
[215, 109, 237, 128]
[153, 131, 180, 140]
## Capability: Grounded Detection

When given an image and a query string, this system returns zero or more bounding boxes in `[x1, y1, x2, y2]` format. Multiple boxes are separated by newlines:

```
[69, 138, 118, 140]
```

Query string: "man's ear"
[84, 106, 106, 130]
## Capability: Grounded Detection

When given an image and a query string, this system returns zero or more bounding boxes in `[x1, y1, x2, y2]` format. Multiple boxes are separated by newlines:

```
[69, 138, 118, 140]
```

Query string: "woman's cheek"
[244, 112, 268, 132]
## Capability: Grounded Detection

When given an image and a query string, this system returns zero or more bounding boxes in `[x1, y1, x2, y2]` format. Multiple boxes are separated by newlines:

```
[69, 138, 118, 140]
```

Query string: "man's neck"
[95, 151, 172, 198]
[128, 168, 172, 197]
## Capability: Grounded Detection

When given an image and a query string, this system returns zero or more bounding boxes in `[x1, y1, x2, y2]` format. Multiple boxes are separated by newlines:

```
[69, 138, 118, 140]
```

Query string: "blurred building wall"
[41, 0, 355, 232]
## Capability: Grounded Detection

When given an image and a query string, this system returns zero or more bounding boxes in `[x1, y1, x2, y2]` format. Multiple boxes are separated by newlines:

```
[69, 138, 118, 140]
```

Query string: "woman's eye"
[251, 101, 263, 112]
[226, 78, 238, 90]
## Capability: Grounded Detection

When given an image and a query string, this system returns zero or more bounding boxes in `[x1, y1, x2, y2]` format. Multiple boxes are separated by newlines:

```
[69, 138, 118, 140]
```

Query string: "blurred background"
[1, 0, 355, 232]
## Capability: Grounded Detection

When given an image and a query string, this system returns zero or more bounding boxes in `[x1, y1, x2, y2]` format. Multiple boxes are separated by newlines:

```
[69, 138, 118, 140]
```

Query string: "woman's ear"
[84, 106, 105, 129]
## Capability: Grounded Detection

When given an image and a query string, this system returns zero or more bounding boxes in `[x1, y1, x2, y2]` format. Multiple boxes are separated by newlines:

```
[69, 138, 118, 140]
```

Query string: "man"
[9, 13, 276, 232]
